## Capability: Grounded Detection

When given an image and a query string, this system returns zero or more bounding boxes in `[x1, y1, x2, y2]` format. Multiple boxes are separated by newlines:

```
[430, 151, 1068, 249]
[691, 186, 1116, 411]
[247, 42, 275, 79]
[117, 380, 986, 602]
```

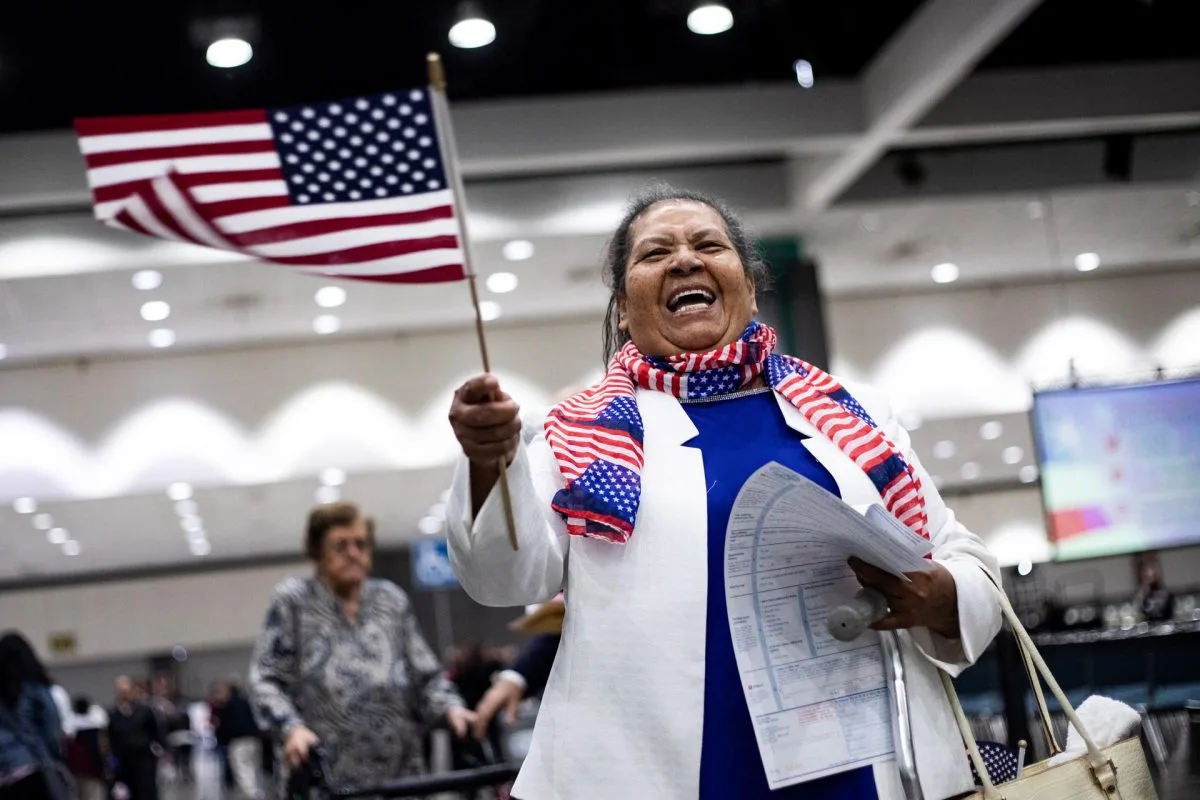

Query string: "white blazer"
[447, 382, 1003, 800]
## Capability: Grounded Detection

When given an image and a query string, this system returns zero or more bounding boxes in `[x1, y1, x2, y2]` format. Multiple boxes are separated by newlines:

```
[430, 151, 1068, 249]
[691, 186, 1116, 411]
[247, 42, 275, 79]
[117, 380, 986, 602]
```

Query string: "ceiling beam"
[798, 0, 1044, 211]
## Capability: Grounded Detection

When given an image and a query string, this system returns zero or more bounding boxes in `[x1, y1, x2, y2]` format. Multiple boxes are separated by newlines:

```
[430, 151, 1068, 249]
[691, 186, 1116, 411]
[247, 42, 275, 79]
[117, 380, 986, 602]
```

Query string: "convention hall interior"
[1, 1, 1199, 799]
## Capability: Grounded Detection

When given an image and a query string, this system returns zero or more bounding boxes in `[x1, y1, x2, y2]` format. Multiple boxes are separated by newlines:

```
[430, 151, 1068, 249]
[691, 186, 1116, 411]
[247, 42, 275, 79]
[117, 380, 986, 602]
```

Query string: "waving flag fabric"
[75, 89, 465, 283]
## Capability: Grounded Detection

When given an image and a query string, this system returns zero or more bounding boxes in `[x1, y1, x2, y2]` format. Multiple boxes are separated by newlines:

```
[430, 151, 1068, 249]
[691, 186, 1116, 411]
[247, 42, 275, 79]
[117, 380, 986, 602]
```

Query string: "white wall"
[3, 562, 306, 664]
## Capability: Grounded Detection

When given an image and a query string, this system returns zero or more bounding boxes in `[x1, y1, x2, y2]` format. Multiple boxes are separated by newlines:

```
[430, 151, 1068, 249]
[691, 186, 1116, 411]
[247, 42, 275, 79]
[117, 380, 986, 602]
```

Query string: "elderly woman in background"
[447, 186, 1003, 800]
[250, 502, 473, 796]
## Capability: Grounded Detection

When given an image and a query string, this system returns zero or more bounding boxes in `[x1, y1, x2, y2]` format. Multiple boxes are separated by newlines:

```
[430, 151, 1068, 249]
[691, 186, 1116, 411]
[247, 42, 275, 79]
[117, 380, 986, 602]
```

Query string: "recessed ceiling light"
[315, 286, 347, 308]
[189, 538, 212, 557]
[186, 528, 207, 544]
[132, 270, 163, 291]
[932, 440, 956, 460]
[479, 301, 501, 322]
[960, 461, 981, 480]
[313, 315, 341, 335]
[13, 497, 36, 514]
[140, 300, 170, 322]
[148, 328, 176, 348]
[793, 59, 814, 89]
[48, 528, 68, 545]
[485, 272, 519, 293]
[62, 540, 81, 557]
[501, 240, 534, 261]
[1002, 445, 1025, 465]
[1017, 559, 1033, 576]
[206, 37, 253, 68]
[167, 482, 193, 502]
[979, 421, 1004, 440]
[1074, 252, 1100, 272]
[418, 516, 444, 535]
[174, 499, 198, 517]
[320, 467, 346, 487]
[0, 343, 7, 360]
[448, 6, 496, 49]
[687, 3, 734, 34]
[315, 484, 341, 504]
[32, 514, 53, 531]
[930, 262, 959, 284]
[180, 516, 204, 534]
[1018, 464, 1040, 484]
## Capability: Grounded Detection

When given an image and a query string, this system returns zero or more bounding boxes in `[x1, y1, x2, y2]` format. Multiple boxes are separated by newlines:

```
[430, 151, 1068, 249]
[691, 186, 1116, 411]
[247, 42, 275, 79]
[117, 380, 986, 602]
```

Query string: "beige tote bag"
[942, 572, 1156, 800]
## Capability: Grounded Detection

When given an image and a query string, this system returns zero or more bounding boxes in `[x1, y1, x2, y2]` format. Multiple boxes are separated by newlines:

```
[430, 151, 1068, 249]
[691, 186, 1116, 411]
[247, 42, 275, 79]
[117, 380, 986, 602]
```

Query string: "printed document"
[723, 462, 934, 789]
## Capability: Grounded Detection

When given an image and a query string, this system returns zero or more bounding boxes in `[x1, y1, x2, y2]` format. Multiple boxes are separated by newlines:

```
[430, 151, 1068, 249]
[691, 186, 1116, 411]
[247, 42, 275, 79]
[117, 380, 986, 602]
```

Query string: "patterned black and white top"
[249, 576, 463, 796]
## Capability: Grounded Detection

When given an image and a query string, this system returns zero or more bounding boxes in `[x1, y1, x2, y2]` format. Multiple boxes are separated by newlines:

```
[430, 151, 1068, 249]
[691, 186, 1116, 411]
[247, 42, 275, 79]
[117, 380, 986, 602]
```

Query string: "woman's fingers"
[449, 374, 522, 464]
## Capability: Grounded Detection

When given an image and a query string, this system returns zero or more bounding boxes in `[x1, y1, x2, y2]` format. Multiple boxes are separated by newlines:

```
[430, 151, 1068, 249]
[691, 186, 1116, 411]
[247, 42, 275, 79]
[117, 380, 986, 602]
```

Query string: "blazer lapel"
[772, 392, 881, 506]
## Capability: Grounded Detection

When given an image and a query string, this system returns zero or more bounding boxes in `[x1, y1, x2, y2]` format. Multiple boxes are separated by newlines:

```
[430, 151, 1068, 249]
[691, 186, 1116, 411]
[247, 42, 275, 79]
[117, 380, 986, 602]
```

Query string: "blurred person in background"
[0, 632, 66, 800]
[471, 599, 564, 742]
[212, 680, 263, 799]
[447, 186, 1002, 800]
[250, 502, 474, 796]
[65, 697, 107, 800]
[1133, 551, 1175, 622]
[107, 676, 161, 800]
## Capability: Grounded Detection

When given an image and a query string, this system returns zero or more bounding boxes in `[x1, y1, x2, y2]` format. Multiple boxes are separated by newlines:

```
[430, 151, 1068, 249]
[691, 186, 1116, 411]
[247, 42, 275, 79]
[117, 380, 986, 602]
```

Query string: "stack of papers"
[722, 462, 934, 789]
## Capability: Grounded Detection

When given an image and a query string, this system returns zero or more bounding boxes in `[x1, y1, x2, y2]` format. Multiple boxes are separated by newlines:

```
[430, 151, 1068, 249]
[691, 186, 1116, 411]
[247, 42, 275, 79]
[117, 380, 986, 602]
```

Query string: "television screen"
[1031, 377, 1200, 561]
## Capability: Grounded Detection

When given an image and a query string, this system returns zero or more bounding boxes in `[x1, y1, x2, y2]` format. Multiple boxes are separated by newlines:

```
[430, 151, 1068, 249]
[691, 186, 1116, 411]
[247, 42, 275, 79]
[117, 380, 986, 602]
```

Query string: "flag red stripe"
[262, 235, 459, 266]
[91, 168, 283, 205]
[198, 196, 292, 218]
[114, 209, 150, 236]
[75, 109, 268, 136]
[225, 205, 455, 247]
[335, 264, 466, 284]
[141, 188, 202, 245]
[83, 139, 277, 168]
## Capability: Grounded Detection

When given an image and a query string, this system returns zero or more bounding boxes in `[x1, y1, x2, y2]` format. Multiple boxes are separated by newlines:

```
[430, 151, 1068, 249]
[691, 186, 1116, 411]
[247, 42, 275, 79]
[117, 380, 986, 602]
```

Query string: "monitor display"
[1031, 377, 1200, 561]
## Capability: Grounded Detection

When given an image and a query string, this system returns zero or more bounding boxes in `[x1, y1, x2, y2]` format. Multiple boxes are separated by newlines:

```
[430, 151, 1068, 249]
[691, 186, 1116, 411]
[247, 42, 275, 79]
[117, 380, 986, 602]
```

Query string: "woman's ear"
[617, 294, 630, 332]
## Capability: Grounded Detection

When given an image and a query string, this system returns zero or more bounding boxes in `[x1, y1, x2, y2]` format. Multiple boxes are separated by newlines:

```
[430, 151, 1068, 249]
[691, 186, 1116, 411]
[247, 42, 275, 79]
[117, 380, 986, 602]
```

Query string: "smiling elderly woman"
[446, 186, 1002, 800]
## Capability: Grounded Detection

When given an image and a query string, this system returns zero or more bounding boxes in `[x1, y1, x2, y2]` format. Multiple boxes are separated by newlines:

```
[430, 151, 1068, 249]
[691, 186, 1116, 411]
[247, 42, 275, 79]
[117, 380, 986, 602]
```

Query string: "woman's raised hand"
[449, 374, 522, 466]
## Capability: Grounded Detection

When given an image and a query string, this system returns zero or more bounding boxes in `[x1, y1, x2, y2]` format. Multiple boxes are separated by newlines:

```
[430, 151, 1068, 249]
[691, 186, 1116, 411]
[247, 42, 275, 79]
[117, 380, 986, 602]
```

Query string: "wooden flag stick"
[427, 52, 520, 552]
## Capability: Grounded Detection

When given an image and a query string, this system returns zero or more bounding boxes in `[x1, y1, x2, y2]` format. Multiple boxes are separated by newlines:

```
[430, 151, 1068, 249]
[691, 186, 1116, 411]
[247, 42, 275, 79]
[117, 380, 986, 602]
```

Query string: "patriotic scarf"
[545, 321, 928, 544]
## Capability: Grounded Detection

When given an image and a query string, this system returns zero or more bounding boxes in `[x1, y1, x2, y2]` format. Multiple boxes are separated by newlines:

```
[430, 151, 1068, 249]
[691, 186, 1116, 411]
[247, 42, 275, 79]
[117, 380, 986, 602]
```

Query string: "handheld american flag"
[74, 87, 465, 283]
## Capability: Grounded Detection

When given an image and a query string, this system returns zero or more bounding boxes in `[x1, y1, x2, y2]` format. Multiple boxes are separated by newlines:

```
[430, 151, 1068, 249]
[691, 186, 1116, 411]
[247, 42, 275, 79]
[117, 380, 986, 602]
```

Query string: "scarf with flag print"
[545, 321, 928, 544]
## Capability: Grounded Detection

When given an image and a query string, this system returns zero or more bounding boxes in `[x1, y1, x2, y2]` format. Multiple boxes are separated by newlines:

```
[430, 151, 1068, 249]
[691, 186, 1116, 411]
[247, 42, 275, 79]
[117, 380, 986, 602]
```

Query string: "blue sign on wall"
[410, 537, 459, 590]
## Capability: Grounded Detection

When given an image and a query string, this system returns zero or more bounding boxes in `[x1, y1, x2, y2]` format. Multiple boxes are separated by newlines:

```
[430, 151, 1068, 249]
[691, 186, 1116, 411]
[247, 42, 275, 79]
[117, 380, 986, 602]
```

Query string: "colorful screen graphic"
[1032, 378, 1200, 561]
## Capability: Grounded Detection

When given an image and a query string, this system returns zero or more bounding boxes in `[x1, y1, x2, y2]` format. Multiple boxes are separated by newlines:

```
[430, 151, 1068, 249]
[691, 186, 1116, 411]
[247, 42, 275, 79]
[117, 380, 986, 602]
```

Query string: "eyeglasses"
[329, 538, 371, 555]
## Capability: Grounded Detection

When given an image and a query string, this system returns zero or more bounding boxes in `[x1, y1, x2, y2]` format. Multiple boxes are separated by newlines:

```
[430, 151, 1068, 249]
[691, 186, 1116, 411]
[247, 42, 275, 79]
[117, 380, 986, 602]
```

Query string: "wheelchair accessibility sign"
[411, 537, 459, 590]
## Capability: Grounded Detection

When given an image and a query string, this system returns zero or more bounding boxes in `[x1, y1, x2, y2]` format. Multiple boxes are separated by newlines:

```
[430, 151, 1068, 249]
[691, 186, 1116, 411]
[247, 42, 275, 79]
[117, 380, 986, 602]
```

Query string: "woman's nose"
[666, 249, 703, 275]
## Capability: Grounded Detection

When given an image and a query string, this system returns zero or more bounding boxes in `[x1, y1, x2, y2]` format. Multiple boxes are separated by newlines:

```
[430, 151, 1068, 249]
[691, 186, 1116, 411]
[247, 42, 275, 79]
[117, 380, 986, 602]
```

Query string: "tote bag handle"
[942, 569, 1120, 799]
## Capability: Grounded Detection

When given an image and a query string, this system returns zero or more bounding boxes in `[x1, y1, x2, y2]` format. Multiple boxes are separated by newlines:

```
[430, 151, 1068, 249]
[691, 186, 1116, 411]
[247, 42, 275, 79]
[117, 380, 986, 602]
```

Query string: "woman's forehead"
[629, 199, 726, 240]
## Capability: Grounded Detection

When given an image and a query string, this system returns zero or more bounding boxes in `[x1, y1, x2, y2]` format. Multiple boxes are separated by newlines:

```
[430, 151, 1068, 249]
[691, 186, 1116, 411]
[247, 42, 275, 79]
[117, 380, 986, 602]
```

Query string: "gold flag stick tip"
[427, 53, 446, 91]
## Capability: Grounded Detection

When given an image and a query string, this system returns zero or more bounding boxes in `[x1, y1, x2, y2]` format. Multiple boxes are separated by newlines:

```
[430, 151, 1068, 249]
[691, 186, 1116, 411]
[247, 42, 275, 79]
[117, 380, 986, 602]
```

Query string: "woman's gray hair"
[600, 184, 769, 361]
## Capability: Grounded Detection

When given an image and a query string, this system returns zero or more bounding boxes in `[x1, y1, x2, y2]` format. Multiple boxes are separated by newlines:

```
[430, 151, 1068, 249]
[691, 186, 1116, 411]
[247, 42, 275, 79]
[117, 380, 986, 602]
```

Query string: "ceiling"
[0, 1, 923, 134]
[2, 0, 1200, 585]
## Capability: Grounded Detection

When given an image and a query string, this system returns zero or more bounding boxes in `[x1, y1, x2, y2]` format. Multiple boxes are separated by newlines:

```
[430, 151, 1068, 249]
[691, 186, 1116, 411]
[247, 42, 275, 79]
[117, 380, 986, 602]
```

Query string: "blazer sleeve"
[445, 418, 571, 608]
[511, 634, 561, 698]
[854, 383, 1005, 678]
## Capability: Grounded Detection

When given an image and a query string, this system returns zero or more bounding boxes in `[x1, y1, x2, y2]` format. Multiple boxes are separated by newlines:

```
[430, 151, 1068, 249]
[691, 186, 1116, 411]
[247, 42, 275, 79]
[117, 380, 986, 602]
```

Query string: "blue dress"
[683, 390, 879, 800]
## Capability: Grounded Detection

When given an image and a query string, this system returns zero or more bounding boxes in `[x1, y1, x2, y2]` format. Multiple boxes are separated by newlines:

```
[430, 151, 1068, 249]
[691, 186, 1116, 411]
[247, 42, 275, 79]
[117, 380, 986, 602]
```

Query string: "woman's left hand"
[848, 557, 961, 639]
[445, 706, 479, 739]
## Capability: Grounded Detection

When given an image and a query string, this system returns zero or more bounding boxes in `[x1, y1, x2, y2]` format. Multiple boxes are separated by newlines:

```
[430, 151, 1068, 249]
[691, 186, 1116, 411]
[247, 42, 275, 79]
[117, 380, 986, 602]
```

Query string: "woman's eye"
[642, 248, 668, 260]
[699, 242, 723, 251]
